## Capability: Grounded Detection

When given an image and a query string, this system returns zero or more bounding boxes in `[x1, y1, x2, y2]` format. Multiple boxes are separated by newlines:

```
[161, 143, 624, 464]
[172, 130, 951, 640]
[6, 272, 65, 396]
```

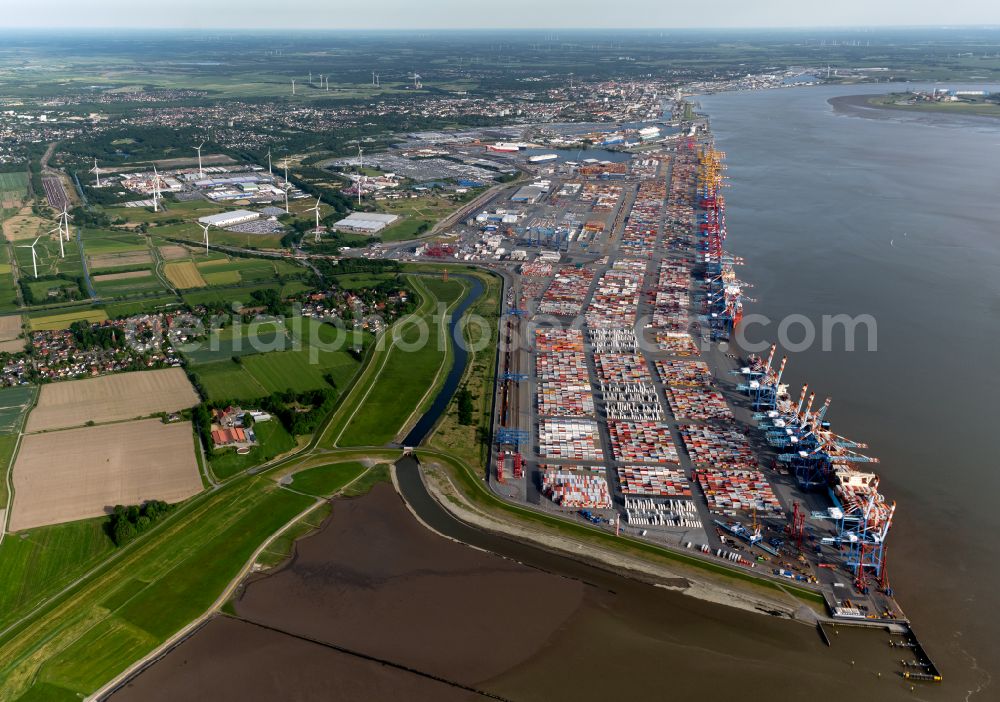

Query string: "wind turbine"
[325, 75, 330, 91]
[357, 146, 364, 206]
[307, 196, 322, 242]
[59, 204, 71, 243]
[267, 148, 272, 176]
[195, 142, 205, 179]
[90, 158, 103, 187]
[198, 222, 212, 254]
[282, 158, 289, 187]
[411, 72, 422, 89]
[282, 182, 291, 214]
[152, 165, 161, 212]
[291, 79, 296, 95]
[17, 237, 41, 279]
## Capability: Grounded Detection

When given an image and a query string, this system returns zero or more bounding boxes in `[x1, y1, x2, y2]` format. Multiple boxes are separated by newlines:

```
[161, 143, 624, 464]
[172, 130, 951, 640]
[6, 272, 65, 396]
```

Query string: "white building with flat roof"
[198, 209, 260, 228]
[333, 212, 399, 234]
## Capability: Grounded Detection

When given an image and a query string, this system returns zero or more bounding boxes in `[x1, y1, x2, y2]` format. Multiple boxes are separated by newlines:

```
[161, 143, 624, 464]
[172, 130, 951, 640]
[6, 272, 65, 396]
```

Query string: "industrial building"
[333, 212, 399, 234]
[511, 185, 545, 204]
[197, 209, 260, 228]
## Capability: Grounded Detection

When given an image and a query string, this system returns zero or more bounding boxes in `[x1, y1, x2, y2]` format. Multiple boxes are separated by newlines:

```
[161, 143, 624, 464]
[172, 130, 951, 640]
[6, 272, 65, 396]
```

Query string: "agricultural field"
[26, 367, 198, 432]
[157, 244, 192, 260]
[0, 248, 18, 313]
[0, 172, 27, 210]
[102, 198, 225, 226]
[152, 220, 285, 249]
[8, 419, 202, 531]
[180, 282, 275, 307]
[29, 307, 108, 330]
[101, 295, 181, 319]
[190, 320, 366, 402]
[181, 318, 290, 364]
[0, 476, 313, 701]
[0, 313, 22, 341]
[164, 260, 206, 288]
[93, 270, 167, 298]
[0, 385, 36, 435]
[1, 207, 48, 242]
[0, 517, 115, 631]
[192, 360, 268, 402]
[240, 350, 339, 394]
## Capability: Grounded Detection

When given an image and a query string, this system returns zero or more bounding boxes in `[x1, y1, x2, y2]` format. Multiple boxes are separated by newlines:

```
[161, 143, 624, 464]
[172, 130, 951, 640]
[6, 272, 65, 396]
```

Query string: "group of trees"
[455, 387, 474, 425]
[69, 320, 123, 349]
[106, 500, 174, 546]
[260, 385, 338, 436]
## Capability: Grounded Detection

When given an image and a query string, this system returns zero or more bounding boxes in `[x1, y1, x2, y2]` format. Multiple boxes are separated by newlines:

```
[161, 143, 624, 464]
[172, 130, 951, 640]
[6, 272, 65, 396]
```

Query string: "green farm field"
[28, 308, 108, 330]
[0, 518, 115, 632]
[192, 360, 268, 402]
[0, 476, 314, 701]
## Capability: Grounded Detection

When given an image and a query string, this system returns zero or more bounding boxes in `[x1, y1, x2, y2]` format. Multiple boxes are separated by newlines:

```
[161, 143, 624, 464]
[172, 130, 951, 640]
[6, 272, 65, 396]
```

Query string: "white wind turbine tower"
[18, 237, 41, 279]
[267, 148, 272, 176]
[282, 182, 291, 214]
[291, 79, 296, 95]
[325, 75, 330, 91]
[59, 204, 71, 243]
[195, 142, 205, 179]
[198, 222, 212, 254]
[151, 166, 162, 212]
[307, 196, 323, 242]
[411, 72, 421, 89]
[357, 146, 364, 206]
[90, 158, 103, 187]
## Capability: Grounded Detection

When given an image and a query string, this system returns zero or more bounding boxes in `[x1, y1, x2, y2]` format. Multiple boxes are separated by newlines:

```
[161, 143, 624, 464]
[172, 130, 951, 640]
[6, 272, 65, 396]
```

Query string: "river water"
[699, 83, 1000, 699]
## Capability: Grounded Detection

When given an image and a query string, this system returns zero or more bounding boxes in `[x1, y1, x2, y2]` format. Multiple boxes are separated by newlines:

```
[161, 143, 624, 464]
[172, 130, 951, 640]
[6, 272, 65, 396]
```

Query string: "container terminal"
[385, 99, 939, 683]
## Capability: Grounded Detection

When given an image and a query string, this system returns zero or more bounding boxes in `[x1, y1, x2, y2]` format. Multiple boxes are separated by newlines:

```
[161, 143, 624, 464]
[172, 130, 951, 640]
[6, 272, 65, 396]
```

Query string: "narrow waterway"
[402, 274, 484, 446]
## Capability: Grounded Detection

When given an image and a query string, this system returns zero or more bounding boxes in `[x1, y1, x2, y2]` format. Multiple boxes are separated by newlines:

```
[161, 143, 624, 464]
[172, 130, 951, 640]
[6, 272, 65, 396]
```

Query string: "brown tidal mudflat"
[109, 479, 939, 702]
[232, 482, 586, 685]
[108, 616, 481, 702]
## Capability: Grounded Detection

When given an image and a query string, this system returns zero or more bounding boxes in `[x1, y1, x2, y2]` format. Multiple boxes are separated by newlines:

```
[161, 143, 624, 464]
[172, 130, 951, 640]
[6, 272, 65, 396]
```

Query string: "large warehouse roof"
[198, 209, 259, 227]
[333, 212, 399, 233]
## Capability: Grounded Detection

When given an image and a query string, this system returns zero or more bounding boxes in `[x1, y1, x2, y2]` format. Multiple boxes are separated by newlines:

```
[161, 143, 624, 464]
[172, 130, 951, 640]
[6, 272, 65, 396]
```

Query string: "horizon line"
[4, 24, 1000, 32]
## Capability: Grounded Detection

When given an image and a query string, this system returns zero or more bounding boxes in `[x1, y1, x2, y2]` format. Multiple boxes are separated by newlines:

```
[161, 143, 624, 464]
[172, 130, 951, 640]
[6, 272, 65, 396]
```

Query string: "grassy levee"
[282, 460, 368, 498]
[0, 477, 313, 701]
[322, 274, 466, 448]
[417, 447, 825, 606]
[336, 274, 467, 446]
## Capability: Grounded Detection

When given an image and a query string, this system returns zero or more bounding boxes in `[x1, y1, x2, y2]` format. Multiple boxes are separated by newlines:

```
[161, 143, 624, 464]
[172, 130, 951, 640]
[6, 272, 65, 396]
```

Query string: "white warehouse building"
[333, 212, 399, 234]
[198, 209, 260, 228]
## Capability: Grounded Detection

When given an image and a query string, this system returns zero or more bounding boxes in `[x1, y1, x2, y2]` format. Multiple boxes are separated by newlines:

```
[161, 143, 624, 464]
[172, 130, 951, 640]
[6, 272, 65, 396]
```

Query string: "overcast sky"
[3, 0, 1000, 29]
